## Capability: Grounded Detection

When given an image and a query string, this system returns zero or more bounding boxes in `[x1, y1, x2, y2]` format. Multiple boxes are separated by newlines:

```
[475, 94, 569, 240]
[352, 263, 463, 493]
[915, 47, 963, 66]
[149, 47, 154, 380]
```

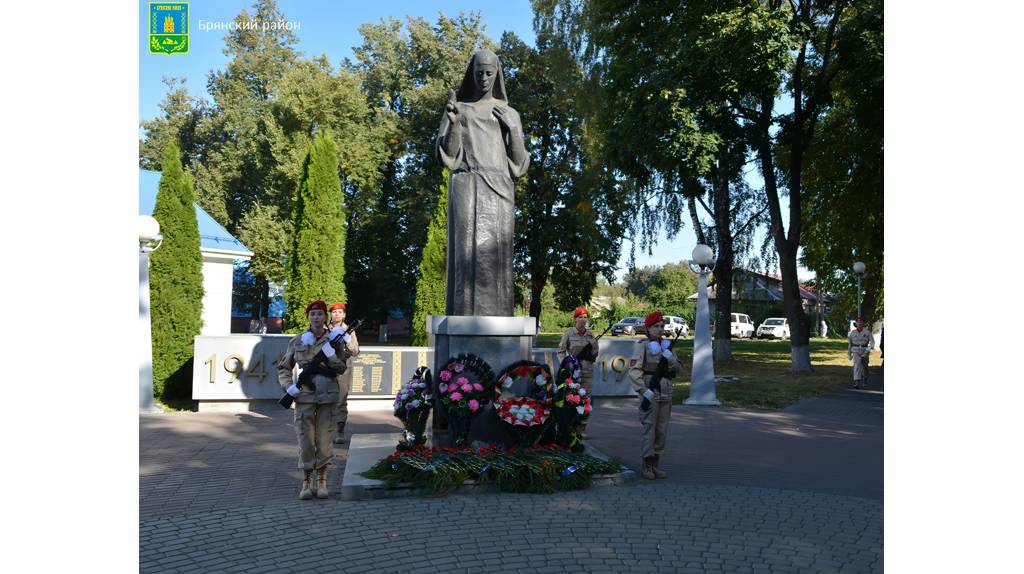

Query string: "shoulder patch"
[630, 359, 638, 367]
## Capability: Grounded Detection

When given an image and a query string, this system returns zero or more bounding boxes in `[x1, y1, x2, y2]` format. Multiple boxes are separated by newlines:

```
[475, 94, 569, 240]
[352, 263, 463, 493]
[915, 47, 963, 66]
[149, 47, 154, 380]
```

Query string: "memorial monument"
[429, 49, 535, 444]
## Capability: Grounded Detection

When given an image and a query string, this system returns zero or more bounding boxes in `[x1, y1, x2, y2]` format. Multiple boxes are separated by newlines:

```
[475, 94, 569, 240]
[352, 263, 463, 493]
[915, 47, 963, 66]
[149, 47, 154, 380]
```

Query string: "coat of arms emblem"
[149, 3, 189, 55]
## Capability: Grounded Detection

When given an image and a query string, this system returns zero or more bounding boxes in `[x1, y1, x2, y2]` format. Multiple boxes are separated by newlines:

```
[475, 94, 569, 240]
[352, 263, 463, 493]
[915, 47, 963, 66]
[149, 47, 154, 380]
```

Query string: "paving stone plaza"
[140, 372, 883, 573]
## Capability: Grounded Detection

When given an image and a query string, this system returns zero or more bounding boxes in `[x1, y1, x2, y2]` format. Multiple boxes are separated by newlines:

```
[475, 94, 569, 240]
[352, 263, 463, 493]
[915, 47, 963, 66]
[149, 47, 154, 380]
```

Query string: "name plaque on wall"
[192, 335, 643, 401]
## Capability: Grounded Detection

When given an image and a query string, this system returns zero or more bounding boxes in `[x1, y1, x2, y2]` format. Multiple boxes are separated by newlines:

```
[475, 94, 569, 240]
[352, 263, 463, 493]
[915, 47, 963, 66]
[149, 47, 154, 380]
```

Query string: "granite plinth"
[427, 315, 536, 445]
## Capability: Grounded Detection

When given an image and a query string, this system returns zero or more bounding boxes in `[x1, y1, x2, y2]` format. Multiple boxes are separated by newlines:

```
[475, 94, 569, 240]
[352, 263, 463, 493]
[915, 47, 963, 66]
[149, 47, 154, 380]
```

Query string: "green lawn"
[669, 338, 878, 408]
[541, 334, 876, 409]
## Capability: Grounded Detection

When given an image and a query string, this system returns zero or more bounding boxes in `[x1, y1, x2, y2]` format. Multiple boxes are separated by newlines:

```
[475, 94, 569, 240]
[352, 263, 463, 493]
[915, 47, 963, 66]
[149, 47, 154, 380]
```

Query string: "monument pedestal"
[427, 315, 536, 446]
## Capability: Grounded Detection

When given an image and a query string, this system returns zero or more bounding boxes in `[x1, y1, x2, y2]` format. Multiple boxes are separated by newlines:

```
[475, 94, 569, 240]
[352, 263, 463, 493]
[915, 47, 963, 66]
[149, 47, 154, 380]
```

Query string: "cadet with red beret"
[626, 311, 682, 480]
[557, 306, 599, 436]
[328, 302, 360, 443]
[277, 300, 349, 500]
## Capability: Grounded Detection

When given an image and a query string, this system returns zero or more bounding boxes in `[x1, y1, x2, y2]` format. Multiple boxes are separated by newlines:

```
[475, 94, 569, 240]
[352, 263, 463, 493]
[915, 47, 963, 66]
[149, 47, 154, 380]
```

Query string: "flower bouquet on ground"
[361, 443, 625, 494]
[552, 354, 592, 451]
[393, 366, 433, 451]
[437, 354, 495, 447]
[493, 361, 554, 448]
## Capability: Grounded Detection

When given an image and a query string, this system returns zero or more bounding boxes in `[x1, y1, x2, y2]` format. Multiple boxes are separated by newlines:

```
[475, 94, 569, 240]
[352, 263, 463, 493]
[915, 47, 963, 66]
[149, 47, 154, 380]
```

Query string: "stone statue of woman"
[436, 49, 530, 316]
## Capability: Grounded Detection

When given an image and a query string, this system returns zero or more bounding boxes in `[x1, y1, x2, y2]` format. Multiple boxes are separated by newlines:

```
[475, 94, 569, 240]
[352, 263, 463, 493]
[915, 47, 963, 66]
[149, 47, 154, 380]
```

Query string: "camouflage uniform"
[557, 327, 597, 435]
[277, 330, 348, 473]
[627, 337, 681, 478]
[332, 325, 359, 443]
[556, 327, 598, 393]
[847, 327, 875, 387]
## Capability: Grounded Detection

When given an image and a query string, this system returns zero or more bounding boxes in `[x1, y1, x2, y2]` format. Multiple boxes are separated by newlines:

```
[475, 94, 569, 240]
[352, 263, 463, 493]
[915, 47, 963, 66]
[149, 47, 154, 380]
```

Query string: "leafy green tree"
[576, 0, 772, 361]
[502, 3, 630, 322]
[607, 293, 652, 329]
[621, 262, 698, 322]
[623, 266, 660, 302]
[586, 0, 866, 371]
[150, 142, 205, 402]
[139, 77, 207, 172]
[234, 202, 290, 318]
[284, 131, 346, 331]
[646, 263, 698, 320]
[140, 1, 389, 323]
[150, 0, 300, 323]
[345, 13, 492, 323]
[689, 0, 853, 370]
[411, 170, 449, 346]
[800, 0, 884, 326]
[196, 0, 301, 224]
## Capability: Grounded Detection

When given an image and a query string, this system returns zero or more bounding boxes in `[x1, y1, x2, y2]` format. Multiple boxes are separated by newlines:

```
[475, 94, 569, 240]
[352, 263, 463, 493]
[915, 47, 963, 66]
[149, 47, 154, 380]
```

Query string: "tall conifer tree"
[150, 141, 205, 402]
[411, 170, 448, 346]
[284, 130, 346, 331]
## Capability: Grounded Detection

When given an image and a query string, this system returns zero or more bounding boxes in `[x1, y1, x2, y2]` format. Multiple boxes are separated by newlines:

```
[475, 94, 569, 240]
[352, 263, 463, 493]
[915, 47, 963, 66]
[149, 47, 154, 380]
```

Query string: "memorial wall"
[192, 335, 641, 410]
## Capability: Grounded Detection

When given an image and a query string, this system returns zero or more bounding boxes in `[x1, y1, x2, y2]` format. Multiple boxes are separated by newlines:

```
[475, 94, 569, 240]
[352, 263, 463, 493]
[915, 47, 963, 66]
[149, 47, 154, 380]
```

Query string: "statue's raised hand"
[445, 90, 459, 125]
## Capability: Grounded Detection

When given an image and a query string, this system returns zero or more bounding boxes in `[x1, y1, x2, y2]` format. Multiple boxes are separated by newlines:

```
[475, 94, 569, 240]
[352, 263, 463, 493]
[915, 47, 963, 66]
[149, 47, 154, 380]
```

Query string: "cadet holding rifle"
[328, 302, 360, 444]
[277, 300, 350, 500]
[627, 311, 682, 480]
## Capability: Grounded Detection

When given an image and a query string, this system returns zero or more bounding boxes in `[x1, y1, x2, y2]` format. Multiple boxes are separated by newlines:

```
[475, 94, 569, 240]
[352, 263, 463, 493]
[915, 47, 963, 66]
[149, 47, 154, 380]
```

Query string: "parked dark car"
[611, 316, 646, 336]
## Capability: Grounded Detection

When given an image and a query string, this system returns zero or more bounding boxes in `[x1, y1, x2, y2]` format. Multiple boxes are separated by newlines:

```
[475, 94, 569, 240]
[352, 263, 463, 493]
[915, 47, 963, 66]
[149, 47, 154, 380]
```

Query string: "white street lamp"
[140, 215, 163, 413]
[686, 244, 721, 406]
[852, 261, 866, 319]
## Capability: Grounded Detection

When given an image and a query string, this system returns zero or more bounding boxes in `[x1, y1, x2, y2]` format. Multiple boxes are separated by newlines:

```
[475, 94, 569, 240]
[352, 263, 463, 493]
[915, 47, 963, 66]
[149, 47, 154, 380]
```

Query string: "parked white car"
[731, 313, 755, 338]
[757, 317, 790, 340]
[663, 316, 689, 337]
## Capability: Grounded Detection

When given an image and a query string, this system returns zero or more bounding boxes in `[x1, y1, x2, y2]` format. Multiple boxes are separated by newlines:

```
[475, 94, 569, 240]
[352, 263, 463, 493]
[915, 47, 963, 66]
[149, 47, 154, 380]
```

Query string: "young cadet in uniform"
[556, 306, 599, 437]
[847, 317, 875, 389]
[627, 311, 682, 480]
[328, 302, 359, 444]
[277, 300, 348, 500]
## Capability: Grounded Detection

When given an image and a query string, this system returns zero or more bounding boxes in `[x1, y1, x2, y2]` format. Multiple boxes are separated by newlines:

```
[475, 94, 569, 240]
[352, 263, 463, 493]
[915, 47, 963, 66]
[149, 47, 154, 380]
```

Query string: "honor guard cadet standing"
[847, 317, 875, 389]
[557, 306, 599, 437]
[328, 302, 359, 444]
[277, 300, 349, 500]
[627, 311, 682, 480]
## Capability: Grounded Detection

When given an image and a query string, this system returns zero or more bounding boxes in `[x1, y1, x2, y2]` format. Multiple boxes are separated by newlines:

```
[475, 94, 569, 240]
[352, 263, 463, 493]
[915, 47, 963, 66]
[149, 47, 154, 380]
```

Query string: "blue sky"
[139, 0, 807, 284]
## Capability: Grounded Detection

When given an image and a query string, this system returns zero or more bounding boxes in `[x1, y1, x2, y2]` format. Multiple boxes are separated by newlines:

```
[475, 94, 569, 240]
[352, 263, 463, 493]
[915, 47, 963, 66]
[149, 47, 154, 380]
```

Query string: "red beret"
[329, 303, 346, 312]
[644, 311, 664, 329]
[573, 306, 589, 318]
[305, 300, 327, 315]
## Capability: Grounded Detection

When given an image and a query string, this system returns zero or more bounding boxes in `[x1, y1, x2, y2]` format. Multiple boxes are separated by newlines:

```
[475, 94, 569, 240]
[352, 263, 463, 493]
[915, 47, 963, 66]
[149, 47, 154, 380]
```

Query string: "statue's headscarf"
[455, 49, 508, 103]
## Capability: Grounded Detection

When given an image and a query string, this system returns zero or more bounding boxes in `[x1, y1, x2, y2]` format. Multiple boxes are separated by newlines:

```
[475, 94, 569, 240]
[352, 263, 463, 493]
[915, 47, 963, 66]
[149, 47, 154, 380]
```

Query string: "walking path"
[140, 370, 884, 573]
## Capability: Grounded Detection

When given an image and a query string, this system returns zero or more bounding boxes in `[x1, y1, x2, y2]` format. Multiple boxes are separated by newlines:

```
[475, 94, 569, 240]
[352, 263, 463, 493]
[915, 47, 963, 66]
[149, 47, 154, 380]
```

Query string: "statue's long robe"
[437, 100, 529, 316]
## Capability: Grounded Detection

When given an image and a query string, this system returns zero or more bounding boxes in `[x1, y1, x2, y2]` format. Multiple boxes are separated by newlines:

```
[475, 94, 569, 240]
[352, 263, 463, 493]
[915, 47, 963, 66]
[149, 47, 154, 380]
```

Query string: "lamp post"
[686, 244, 721, 406]
[140, 215, 163, 414]
[853, 261, 866, 319]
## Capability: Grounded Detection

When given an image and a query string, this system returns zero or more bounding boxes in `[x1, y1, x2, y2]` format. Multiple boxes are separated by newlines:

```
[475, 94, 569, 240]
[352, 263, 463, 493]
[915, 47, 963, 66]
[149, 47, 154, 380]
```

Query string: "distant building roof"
[688, 268, 830, 303]
[139, 169, 252, 259]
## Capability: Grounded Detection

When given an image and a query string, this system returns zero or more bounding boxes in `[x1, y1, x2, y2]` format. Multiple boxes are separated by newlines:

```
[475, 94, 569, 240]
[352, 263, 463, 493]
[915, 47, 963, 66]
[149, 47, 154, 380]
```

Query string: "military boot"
[642, 457, 656, 480]
[652, 455, 668, 479]
[333, 422, 346, 444]
[315, 467, 330, 499]
[299, 470, 314, 500]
